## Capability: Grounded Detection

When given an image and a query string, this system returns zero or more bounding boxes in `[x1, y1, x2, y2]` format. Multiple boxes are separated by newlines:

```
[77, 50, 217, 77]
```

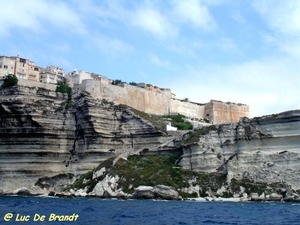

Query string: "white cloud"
[252, 0, 300, 57]
[172, 0, 217, 31]
[131, 5, 178, 39]
[252, 0, 300, 35]
[90, 33, 134, 55]
[148, 53, 170, 67]
[0, 0, 86, 37]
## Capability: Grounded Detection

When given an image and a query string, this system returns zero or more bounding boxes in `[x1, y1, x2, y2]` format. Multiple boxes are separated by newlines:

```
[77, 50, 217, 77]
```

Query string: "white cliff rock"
[0, 86, 170, 194]
[180, 111, 300, 190]
[92, 175, 120, 197]
[92, 167, 106, 179]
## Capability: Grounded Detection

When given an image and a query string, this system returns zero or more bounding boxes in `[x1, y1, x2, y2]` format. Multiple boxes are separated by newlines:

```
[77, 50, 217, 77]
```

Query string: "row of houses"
[0, 55, 106, 87]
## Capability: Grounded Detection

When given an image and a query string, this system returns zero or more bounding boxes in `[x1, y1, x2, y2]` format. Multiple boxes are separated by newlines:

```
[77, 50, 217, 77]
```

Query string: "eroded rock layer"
[180, 112, 300, 189]
[0, 86, 168, 193]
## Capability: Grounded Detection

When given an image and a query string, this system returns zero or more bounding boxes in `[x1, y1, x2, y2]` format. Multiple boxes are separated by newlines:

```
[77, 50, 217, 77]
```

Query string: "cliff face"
[180, 111, 300, 189]
[0, 86, 169, 193]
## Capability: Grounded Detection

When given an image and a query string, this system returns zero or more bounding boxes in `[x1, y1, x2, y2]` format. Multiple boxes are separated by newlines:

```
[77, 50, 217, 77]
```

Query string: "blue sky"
[1, 0, 300, 117]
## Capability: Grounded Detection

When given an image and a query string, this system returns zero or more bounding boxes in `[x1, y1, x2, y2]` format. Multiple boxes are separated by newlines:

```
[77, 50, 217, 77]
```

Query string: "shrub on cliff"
[1, 74, 18, 88]
[56, 81, 71, 95]
[112, 79, 122, 85]
[56, 79, 72, 108]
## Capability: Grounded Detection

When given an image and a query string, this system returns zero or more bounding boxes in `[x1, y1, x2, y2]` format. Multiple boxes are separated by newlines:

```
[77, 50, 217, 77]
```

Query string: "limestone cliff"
[180, 111, 300, 189]
[0, 86, 170, 193]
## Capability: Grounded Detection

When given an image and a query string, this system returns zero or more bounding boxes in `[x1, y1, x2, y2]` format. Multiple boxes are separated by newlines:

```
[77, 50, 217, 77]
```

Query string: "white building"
[67, 69, 92, 87]
[40, 66, 66, 84]
[166, 122, 178, 131]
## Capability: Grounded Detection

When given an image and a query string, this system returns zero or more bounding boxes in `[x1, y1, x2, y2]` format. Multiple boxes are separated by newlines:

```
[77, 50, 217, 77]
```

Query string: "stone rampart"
[63, 79, 251, 123]
[79, 80, 173, 115]
[205, 100, 250, 123]
[170, 99, 205, 119]
[78, 80, 250, 123]
[18, 78, 57, 91]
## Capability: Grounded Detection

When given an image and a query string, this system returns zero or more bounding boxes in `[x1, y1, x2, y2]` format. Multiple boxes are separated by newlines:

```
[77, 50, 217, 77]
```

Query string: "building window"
[34, 67, 39, 71]
[3, 65, 8, 69]
[20, 62, 25, 67]
[206, 114, 209, 117]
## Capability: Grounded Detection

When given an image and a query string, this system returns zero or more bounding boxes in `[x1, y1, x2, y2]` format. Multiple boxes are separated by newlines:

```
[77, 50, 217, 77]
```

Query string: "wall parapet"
[77, 79, 250, 124]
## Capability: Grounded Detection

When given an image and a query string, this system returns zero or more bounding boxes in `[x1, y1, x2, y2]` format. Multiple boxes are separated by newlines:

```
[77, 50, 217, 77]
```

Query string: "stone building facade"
[39, 66, 66, 84]
[0, 55, 41, 81]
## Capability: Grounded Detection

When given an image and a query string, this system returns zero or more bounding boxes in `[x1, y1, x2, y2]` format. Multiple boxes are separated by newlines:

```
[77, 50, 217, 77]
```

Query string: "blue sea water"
[0, 196, 300, 225]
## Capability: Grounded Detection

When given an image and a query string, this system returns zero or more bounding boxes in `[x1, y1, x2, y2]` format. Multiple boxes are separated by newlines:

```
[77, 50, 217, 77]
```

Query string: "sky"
[1, 0, 300, 118]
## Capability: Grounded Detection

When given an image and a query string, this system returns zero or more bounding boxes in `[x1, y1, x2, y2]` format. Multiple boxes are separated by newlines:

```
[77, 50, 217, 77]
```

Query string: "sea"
[0, 196, 300, 225]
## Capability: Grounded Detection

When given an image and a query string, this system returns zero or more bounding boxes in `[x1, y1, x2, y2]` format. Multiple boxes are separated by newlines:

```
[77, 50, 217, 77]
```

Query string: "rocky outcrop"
[133, 186, 155, 199]
[0, 86, 170, 194]
[153, 185, 179, 200]
[180, 111, 300, 190]
[132, 185, 179, 200]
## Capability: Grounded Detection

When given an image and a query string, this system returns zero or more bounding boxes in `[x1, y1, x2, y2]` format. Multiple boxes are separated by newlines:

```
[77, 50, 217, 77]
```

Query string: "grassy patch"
[230, 178, 287, 196]
[183, 125, 218, 144]
[163, 114, 193, 130]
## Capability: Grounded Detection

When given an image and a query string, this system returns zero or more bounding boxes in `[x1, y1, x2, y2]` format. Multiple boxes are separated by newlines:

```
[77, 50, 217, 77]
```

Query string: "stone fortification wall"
[80, 79, 102, 99]
[170, 99, 205, 118]
[79, 80, 250, 123]
[18, 78, 57, 91]
[205, 100, 250, 124]
[80, 80, 172, 115]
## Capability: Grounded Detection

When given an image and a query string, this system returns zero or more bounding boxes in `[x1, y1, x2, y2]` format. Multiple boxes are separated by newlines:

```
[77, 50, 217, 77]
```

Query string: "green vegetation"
[66, 154, 226, 197]
[203, 118, 210, 123]
[1, 74, 18, 88]
[231, 178, 287, 196]
[163, 114, 193, 130]
[183, 125, 217, 144]
[112, 79, 122, 85]
[66, 154, 290, 198]
[56, 78, 72, 108]
[129, 82, 137, 86]
[67, 170, 95, 193]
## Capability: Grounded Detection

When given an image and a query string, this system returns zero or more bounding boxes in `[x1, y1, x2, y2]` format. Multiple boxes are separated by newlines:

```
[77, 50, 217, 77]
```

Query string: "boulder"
[55, 192, 74, 198]
[74, 189, 87, 197]
[154, 185, 179, 200]
[133, 186, 155, 199]
[13, 187, 31, 196]
[250, 193, 265, 201]
[48, 191, 56, 196]
[267, 193, 282, 201]
[284, 193, 300, 202]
